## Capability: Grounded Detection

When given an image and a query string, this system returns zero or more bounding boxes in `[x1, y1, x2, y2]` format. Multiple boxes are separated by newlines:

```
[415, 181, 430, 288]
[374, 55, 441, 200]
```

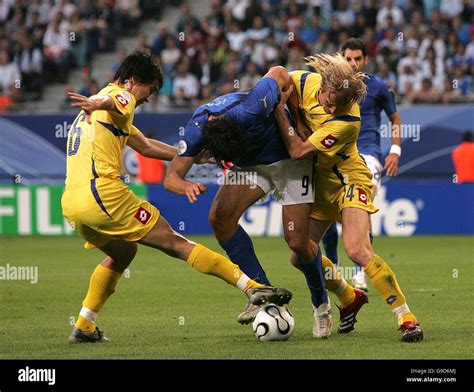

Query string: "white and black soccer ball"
[252, 304, 295, 341]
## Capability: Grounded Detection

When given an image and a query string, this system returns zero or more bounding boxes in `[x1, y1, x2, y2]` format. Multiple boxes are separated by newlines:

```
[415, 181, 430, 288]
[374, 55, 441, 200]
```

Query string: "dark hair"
[462, 130, 472, 142]
[201, 117, 247, 162]
[114, 49, 163, 90]
[341, 38, 367, 57]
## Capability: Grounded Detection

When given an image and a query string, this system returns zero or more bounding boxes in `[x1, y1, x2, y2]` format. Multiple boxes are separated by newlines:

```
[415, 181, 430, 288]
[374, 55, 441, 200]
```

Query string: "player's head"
[114, 49, 163, 106]
[341, 38, 368, 73]
[305, 53, 367, 114]
[201, 117, 247, 162]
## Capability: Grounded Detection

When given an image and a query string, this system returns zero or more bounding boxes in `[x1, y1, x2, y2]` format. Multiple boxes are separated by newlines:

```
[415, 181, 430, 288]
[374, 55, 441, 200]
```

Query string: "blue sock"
[219, 225, 271, 285]
[295, 249, 328, 308]
[355, 232, 374, 274]
[322, 223, 339, 266]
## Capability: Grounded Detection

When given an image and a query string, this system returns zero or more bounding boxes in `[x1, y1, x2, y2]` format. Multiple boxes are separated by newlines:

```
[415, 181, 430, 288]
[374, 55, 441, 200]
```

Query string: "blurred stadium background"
[0, 0, 472, 236]
[0, 0, 473, 360]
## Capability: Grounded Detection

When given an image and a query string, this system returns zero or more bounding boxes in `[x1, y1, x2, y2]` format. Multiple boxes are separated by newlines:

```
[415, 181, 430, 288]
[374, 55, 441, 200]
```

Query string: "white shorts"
[237, 157, 314, 205]
[360, 153, 383, 192]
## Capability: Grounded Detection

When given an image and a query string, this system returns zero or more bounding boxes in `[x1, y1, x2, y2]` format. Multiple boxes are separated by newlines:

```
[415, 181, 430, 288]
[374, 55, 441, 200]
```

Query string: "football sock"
[294, 249, 328, 308]
[76, 264, 122, 333]
[364, 255, 417, 324]
[187, 243, 263, 292]
[220, 225, 271, 285]
[322, 255, 355, 307]
[322, 223, 339, 265]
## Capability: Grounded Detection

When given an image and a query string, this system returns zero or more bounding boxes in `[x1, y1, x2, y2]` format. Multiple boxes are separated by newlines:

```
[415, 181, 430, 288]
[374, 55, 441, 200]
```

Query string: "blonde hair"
[304, 53, 367, 107]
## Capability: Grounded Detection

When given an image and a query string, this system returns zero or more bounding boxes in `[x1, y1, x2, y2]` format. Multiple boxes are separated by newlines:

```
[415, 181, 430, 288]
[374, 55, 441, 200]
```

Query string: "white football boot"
[312, 298, 333, 338]
[352, 269, 368, 292]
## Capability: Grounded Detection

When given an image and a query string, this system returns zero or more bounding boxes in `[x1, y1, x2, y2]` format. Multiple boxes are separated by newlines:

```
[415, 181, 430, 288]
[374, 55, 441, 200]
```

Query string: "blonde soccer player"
[272, 54, 423, 342]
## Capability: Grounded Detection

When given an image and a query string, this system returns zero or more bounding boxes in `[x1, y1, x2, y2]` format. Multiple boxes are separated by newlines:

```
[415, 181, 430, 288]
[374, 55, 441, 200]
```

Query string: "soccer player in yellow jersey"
[273, 53, 423, 342]
[62, 49, 292, 343]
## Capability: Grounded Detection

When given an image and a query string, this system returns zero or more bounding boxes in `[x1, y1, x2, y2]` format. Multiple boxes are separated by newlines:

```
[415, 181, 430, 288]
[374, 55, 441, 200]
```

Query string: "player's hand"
[68, 92, 97, 123]
[294, 121, 312, 141]
[184, 182, 207, 203]
[384, 153, 399, 176]
[278, 84, 294, 107]
[193, 150, 215, 165]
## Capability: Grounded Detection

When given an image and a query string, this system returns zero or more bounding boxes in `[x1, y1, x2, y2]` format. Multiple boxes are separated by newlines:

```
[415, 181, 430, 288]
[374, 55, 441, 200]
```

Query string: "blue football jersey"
[357, 74, 397, 163]
[178, 77, 290, 166]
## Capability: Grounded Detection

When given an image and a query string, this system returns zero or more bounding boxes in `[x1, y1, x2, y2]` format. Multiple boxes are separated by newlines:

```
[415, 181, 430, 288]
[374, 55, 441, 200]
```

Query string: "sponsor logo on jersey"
[321, 134, 338, 148]
[178, 140, 187, 155]
[358, 188, 368, 204]
[134, 207, 151, 224]
[115, 91, 131, 107]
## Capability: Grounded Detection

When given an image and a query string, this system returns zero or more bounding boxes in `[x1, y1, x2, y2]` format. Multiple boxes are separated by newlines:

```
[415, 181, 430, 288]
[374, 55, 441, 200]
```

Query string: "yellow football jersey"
[291, 71, 362, 170]
[65, 83, 138, 187]
[290, 70, 378, 221]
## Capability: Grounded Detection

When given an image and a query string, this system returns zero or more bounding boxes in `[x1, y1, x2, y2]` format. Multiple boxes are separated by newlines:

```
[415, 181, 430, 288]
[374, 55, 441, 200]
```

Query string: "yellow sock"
[322, 256, 355, 307]
[365, 255, 417, 324]
[75, 264, 122, 333]
[187, 244, 263, 292]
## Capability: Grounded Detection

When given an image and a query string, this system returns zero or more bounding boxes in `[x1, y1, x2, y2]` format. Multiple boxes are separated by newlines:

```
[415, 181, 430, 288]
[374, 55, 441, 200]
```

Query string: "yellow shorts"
[61, 178, 160, 249]
[311, 161, 378, 222]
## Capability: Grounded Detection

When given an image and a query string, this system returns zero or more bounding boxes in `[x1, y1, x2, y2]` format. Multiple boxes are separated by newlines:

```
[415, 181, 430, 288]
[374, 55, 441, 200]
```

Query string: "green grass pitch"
[0, 235, 472, 359]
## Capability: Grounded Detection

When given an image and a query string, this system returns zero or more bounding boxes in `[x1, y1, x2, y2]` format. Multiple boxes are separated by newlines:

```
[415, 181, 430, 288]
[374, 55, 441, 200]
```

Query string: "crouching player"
[165, 67, 365, 338]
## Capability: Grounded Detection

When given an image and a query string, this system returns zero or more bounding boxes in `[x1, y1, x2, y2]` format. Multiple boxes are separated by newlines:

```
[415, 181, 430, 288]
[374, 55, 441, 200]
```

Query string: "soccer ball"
[252, 304, 295, 341]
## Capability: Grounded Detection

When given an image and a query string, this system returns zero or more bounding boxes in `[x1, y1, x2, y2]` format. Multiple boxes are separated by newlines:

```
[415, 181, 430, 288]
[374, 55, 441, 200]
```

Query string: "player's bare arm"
[127, 131, 177, 161]
[385, 112, 401, 176]
[274, 85, 316, 160]
[68, 92, 118, 123]
[164, 155, 207, 203]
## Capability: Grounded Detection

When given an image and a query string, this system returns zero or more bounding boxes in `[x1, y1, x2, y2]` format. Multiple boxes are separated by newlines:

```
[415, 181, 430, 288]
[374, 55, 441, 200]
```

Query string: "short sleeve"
[129, 124, 140, 136]
[100, 88, 136, 117]
[241, 77, 281, 117]
[177, 119, 204, 157]
[379, 82, 397, 117]
[308, 117, 360, 158]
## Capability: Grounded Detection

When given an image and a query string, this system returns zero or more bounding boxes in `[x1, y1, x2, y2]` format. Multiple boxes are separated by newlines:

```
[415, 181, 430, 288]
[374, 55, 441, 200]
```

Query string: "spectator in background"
[377, 0, 404, 28]
[452, 130, 474, 183]
[161, 36, 181, 76]
[376, 61, 397, 92]
[151, 22, 170, 55]
[15, 35, 43, 99]
[406, 77, 442, 103]
[189, 50, 220, 87]
[43, 14, 70, 82]
[172, 61, 200, 104]
[240, 62, 261, 90]
[0, 49, 21, 95]
[78, 76, 99, 97]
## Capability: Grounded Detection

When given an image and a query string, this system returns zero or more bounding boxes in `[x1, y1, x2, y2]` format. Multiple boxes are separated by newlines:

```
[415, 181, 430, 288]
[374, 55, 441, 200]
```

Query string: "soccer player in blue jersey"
[322, 38, 402, 292]
[165, 67, 363, 338]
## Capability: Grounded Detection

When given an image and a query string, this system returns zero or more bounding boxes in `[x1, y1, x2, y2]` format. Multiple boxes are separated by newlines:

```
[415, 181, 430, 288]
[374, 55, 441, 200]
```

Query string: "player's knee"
[209, 206, 236, 236]
[285, 232, 312, 259]
[345, 243, 372, 265]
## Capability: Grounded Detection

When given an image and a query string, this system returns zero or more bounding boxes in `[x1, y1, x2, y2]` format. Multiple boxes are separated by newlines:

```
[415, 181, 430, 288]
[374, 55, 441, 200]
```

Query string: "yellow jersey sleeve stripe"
[323, 115, 360, 124]
[97, 120, 130, 136]
[299, 72, 311, 100]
